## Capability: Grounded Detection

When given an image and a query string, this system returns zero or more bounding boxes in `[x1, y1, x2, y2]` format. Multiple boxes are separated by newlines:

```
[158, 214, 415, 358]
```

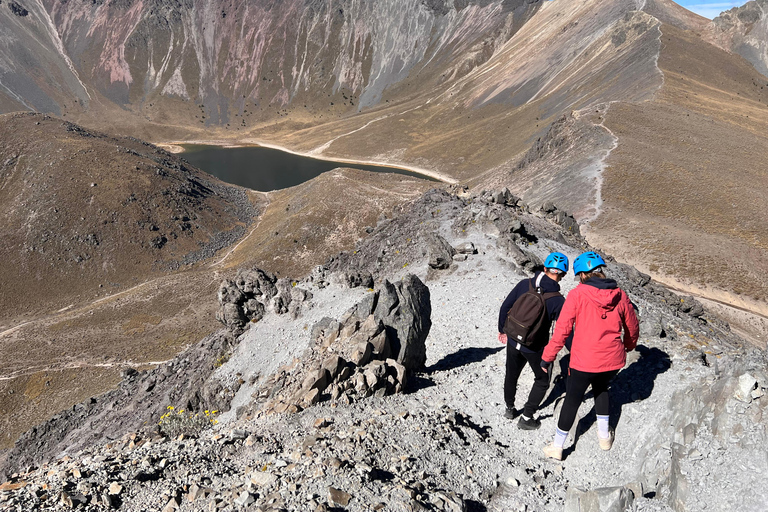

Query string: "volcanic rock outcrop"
[4, 186, 767, 511]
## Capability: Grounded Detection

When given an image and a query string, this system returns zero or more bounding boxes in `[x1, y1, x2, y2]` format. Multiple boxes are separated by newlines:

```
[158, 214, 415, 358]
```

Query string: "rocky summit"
[2, 187, 767, 511]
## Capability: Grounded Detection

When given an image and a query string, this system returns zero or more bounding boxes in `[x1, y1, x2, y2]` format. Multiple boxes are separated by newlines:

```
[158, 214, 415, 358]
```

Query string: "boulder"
[351, 342, 373, 367]
[385, 359, 407, 388]
[235, 268, 277, 302]
[321, 356, 346, 380]
[735, 373, 758, 403]
[639, 309, 663, 339]
[363, 368, 379, 389]
[426, 232, 456, 269]
[373, 275, 431, 371]
[350, 291, 378, 320]
[369, 330, 392, 360]
[271, 295, 289, 315]
[216, 303, 247, 333]
[553, 210, 581, 236]
[300, 388, 321, 407]
[243, 299, 265, 323]
[496, 236, 542, 271]
[302, 368, 332, 394]
[311, 317, 337, 342]
[217, 280, 244, 305]
[564, 485, 634, 512]
[351, 271, 374, 288]
[541, 201, 557, 214]
[455, 242, 477, 254]
[290, 287, 313, 303]
[352, 315, 384, 343]
[492, 188, 520, 206]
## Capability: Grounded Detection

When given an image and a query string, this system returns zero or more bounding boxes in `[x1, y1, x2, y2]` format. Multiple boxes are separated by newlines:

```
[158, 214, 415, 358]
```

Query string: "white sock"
[521, 415, 531, 421]
[597, 415, 610, 439]
[553, 428, 568, 448]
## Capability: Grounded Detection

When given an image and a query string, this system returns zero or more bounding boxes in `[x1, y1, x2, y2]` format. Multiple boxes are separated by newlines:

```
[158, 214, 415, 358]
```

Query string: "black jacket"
[498, 272, 566, 353]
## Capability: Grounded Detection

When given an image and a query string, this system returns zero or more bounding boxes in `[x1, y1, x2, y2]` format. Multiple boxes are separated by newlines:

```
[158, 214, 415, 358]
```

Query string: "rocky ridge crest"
[2, 187, 766, 511]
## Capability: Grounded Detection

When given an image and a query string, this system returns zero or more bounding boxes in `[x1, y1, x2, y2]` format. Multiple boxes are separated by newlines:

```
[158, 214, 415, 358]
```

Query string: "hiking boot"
[542, 443, 563, 461]
[598, 431, 615, 451]
[504, 407, 520, 420]
[517, 416, 541, 430]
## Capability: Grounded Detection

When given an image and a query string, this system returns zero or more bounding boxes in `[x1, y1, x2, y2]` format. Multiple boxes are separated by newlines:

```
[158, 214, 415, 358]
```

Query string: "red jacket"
[542, 278, 639, 373]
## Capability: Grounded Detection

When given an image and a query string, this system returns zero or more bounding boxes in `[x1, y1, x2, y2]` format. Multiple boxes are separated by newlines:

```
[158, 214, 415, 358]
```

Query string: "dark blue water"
[180, 144, 436, 191]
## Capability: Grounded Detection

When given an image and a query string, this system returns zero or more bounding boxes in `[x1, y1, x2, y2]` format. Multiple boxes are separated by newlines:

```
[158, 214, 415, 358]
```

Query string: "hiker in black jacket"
[498, 252, 568, 430]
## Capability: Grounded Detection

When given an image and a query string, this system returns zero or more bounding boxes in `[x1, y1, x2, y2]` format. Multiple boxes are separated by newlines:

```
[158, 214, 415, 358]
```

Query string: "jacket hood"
[583, 277, 618, 290]
[580, 279, 622, 313]
[534, 271, 561, 293]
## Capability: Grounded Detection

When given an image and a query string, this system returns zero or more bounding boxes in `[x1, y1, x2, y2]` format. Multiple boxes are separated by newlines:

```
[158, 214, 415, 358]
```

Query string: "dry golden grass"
[588, 23, 768, 318]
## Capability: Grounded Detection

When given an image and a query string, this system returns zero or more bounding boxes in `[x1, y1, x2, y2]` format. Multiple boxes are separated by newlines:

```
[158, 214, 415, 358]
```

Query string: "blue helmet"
[543, 252, 569, 273]
[573, 251, 605, 275]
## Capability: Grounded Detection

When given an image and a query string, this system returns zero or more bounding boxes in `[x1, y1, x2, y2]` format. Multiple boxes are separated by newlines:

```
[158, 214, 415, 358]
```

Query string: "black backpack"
[503, 277, 561, 347]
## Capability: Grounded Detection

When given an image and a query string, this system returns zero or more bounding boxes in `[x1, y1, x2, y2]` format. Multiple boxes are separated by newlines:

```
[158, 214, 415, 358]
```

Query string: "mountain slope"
[585, 19, 768, 329]
[0, 113, 255, 325]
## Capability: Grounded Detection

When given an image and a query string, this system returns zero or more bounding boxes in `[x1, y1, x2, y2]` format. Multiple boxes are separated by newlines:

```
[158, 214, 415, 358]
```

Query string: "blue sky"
[675, 1, 748, 19]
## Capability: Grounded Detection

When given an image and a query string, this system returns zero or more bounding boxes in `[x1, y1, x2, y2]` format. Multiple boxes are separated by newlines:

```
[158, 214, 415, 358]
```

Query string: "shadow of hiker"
[567, 345, 672, 446]
[424, 346, 505, 374]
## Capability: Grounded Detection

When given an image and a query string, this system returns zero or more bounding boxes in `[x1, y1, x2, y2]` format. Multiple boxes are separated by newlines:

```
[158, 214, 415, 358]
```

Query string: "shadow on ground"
[549, 345, 671, 454]
[425, 346, 504, 374]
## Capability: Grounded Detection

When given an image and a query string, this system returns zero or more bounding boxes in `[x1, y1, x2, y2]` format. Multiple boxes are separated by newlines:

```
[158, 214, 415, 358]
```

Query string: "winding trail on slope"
[0, 193, 270, 378]
[209, 191, 271, 268]
[0, 360, 169, 382]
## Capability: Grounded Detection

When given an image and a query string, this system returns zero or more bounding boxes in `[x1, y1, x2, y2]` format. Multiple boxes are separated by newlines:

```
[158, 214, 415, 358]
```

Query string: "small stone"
[60, 491, 74, 508]
[234, 491, 256, 507]
[231, 429, 249, 440]
[251, 471, 278, 487]
[0, 481, 26, 491]
[108, 482, 122, 495]
[328, 487, 352, 507]
[162, 496, 179, 512]
[314, 418, 332, 429]
[735, 373, 758, 403]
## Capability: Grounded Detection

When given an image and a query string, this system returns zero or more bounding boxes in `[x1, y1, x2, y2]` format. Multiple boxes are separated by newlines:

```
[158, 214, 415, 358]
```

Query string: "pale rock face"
[707, 0, 768, 77]
[161, 67, 190, 99]
[0, 0, 540, 117]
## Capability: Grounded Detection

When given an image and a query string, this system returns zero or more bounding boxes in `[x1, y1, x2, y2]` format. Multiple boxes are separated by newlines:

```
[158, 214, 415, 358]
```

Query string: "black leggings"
[557, 368, 618, 432]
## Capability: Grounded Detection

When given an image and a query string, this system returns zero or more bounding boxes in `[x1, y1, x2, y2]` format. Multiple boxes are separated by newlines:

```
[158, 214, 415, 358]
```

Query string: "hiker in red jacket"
[540, 251, 639, 461]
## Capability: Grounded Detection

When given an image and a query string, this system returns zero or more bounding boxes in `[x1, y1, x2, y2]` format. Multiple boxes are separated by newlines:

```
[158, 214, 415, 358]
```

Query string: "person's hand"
[540, 360, 553, 374]
[498, 333, 507, 344]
